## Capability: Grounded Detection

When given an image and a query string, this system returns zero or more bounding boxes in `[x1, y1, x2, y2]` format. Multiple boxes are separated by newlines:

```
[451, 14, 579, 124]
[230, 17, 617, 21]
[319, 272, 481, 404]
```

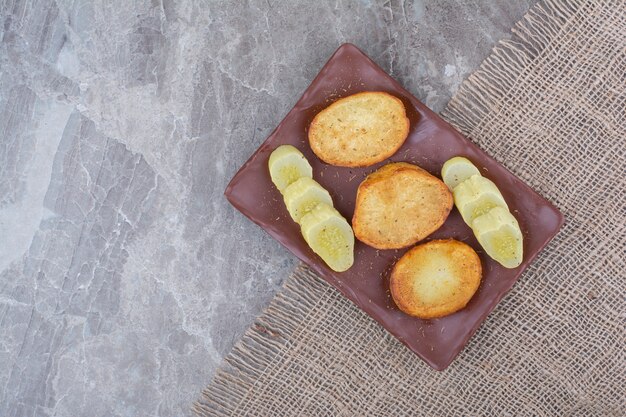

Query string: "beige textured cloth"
[195, 0, 625, 415]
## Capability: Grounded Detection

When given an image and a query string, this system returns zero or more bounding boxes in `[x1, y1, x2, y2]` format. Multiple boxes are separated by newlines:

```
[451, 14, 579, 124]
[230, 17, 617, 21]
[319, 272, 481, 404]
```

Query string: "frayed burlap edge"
[441, 0, 583, 131]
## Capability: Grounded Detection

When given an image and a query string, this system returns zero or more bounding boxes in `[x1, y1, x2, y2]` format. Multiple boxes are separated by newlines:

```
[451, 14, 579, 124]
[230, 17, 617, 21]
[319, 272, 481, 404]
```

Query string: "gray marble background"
[0, 1, 535, 415]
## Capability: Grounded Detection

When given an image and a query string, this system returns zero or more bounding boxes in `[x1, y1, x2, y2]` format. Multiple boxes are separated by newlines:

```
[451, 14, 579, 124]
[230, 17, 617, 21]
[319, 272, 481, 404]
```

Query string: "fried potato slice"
[352, 162, 453, 249]
[390, 239, 482, 319]
[308, 91, 410, 167]
[363, 161, 426, 182]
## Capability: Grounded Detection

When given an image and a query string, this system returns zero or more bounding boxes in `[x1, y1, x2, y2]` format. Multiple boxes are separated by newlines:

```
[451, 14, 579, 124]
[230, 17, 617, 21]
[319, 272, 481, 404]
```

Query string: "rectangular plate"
[225, 44, 563, 370]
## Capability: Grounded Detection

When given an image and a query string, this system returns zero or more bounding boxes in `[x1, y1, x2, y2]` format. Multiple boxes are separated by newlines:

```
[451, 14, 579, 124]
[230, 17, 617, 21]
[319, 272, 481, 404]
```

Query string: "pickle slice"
[472, 207, 523, 269]
[283, 177, 333, 223]
[300, 203, 354, 272]
[268, 145, 313, 193]
[441, 156, 481, 190]
[453, 174, 508, 225]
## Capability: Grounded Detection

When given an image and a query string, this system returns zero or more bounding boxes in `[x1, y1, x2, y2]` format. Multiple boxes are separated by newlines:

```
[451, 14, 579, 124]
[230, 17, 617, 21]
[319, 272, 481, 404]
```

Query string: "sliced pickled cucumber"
[441, 156, 481, 190]
[453, 174, 508, 225]
[268, 145, 313, 193]
[472, 207, 523, 268]
[300, 203, 354, 272]
[283, 177, 333, 223]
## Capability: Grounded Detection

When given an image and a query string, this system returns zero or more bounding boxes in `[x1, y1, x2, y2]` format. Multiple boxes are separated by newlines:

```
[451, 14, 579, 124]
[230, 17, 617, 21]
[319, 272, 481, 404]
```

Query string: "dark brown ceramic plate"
[225, 44, 563, 370]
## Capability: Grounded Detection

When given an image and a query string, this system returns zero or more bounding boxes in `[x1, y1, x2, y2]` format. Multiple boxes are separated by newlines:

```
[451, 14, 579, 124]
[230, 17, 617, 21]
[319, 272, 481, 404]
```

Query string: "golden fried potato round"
[361, 161, 425, 181]
[352, 162, 453, 249]
[308, 91, 410, 167]
[390, 239, 482, 319]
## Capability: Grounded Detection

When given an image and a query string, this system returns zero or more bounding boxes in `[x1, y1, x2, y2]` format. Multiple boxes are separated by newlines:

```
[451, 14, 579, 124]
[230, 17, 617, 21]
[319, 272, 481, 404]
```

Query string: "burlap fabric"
[194, 0, 625, 415]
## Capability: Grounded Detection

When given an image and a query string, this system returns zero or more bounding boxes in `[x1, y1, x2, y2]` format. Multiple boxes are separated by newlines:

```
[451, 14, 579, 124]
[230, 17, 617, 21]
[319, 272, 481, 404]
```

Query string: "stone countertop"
[0, 1, 534, 415]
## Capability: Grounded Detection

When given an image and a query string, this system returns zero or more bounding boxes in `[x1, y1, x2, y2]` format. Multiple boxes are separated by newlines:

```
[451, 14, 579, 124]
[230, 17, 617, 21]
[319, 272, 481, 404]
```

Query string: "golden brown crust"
[362, 161, 426, 182]
[308, 92, 410, 167]
[352, 162, 453, 249]
[390, 239, 482, 319]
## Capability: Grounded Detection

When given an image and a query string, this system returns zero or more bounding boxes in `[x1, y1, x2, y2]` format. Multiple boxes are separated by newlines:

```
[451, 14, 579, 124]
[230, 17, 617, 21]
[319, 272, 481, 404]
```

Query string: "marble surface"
[0, 1, 535, 415]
